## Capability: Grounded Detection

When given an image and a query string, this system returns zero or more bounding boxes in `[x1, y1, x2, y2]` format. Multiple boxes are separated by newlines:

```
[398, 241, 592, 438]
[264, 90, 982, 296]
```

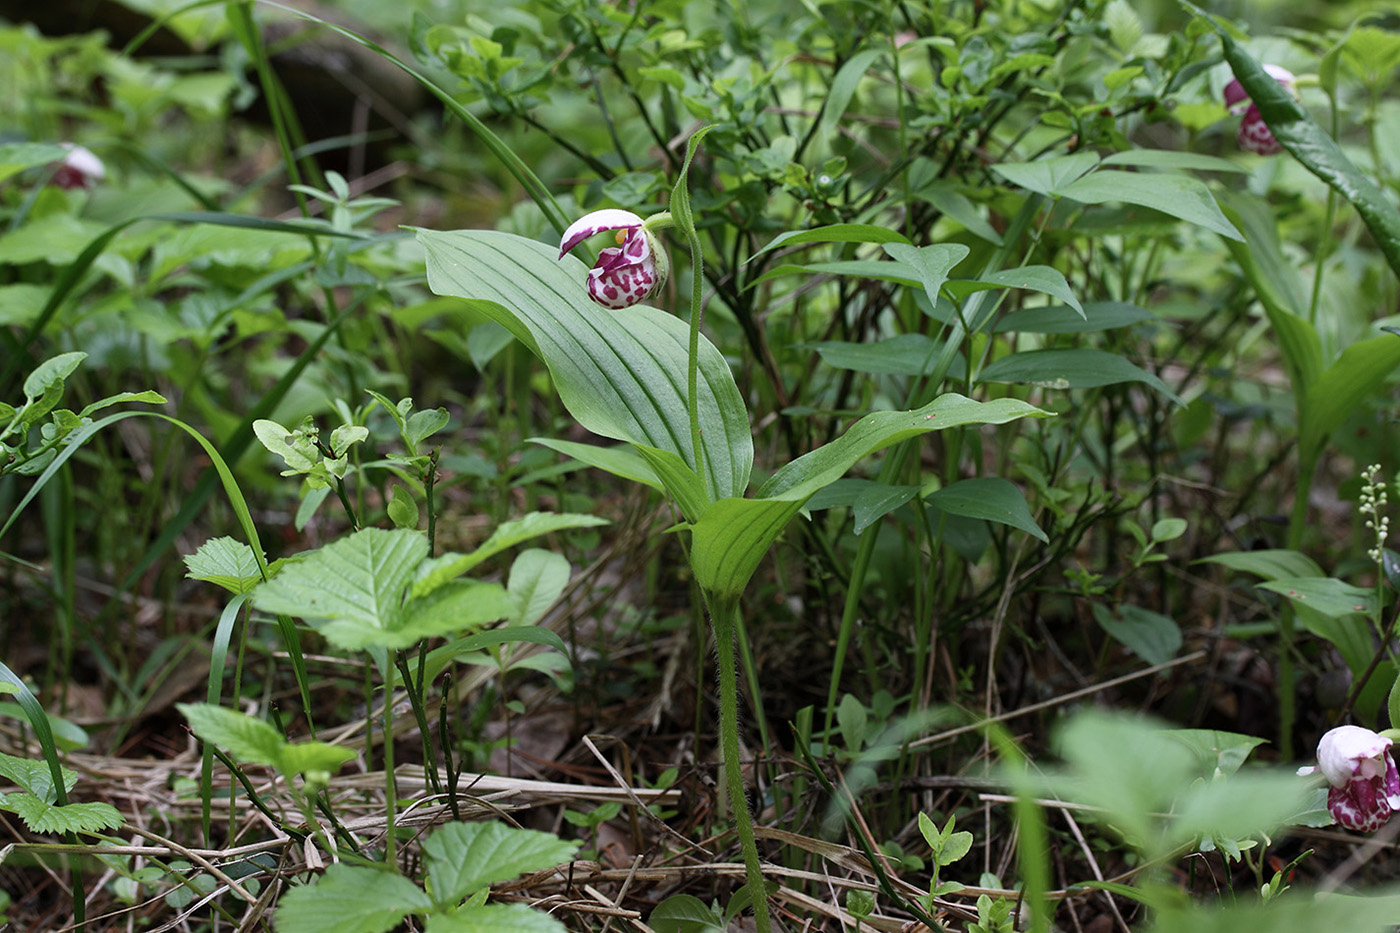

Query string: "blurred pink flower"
[558, 209, 669, 310]
[1223, 64, 1296, 156]
[1298, 725, 1400, 832]
[51, 144, 105, 190]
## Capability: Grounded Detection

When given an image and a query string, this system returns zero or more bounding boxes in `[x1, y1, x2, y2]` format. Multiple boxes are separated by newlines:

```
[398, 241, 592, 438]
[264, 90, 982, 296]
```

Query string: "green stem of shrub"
[381, 655, 398, 867]
[711, 594, 770, 933]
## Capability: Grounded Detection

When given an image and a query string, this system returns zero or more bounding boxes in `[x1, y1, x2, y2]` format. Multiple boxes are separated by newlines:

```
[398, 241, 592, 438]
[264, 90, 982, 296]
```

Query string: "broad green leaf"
[836, 693, 869, 753]
[811, 334, 963, 378]
[926, 477, 1047, 542]
[23, 351, 86, 401]
[1165, 729, 1265, 777]
[425, 904, 569, 933]
[747, 259, 920, 290]
[978, 348, 1181, 404]
[1100, 150, 1246, 173]
[508, 549, 570, 627]
[1299, 335, 1400, 468]
[1219, 31, 1400, 278]
[748, 223, 912, 261]
[5, 795, 123, 835]
[913, 182, 1004, 244]
[422, 822, 579, 905]
[1091, 603, 1181, 667]
[818, 48, 885, 141]
[184, 537, 264, 594]
[1150, 888, 1400, 933]
[253, 529, 427, 636]
[991, 152, 1099, 196]
[852, 483, 921, 535]
[0, 143, 67, 184]
[1058, 170, 1242, 241]
[424, 627, 570, 685]
[274, 864, 432, 933]
[692, 395, 1048, 598]
[1199, 549, 1324, 580]
[648, 894, 727, 933]
[420, 230, 751, 502]
[252, 419, 319, 473]
[177, 703, 285, 767]
[1168, 771, 1310, 847]
[412, 513, 608, 596]
[635, 445, 710, 522]
[995, 301, 1153, 334]
[1258, 577, 1378, 618]
[883, 243, 970, 308]
[529, 438, 662, 489]
[388, 484, 420, 530]
[945, 266, 1084, 316]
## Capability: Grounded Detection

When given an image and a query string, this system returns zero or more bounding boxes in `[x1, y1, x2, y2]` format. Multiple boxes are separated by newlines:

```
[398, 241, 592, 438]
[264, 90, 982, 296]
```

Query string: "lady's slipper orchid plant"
[557, 209, 670, 310]
[1297, 725, 1400, 832]
[1223, 64, 1296, 155]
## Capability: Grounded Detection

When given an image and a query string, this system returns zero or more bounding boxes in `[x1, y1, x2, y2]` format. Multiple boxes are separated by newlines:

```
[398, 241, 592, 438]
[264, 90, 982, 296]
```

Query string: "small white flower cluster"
[1360, 463, 1389, 563]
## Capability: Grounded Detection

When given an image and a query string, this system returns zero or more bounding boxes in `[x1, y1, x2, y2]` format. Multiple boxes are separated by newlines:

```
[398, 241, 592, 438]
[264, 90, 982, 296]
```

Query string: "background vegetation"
[2, 0, 1400, 930]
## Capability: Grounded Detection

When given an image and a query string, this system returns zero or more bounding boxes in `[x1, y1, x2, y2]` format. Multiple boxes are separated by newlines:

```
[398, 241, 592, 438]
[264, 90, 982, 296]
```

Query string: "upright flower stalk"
[555, 127, 769, 931]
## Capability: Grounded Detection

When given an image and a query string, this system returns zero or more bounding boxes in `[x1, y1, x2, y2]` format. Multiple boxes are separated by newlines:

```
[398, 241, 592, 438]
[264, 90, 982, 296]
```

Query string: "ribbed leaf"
[423, 822, 579, 905]
[692, 395, 1048, 598]
[274, 864, 432, 933]
[412, 512, 608, 596]
[420, 230, 751, 503]
[1298, 334, 1400, 468]
[1220, 31, 1400, 278]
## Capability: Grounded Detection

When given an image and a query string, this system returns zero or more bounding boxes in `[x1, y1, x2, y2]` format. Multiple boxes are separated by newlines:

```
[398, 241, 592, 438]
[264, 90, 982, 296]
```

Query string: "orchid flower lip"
[558, 209, 646, 259]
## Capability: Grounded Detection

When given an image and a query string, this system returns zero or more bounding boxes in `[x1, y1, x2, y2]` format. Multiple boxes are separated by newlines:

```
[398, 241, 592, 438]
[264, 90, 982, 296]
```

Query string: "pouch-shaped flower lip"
[557, 208, 668, 310]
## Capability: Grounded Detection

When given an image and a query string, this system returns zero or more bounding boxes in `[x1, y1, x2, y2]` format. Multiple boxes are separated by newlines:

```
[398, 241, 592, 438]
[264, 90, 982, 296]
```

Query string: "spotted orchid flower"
[558, 209, 669, 310]
[51, 143, 105, 190]
[1223, 64, 1296, 156]
[1298, 725, 1400, 832]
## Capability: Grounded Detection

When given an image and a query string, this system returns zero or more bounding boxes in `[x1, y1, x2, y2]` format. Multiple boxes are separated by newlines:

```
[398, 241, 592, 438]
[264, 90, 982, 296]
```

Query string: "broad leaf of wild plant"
[274, 864, 433, 933]
[421, 823, 579, 906]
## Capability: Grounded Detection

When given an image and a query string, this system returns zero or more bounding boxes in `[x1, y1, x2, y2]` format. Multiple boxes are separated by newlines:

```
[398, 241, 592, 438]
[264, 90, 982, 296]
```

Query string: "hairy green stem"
[711, 595, 771, 933]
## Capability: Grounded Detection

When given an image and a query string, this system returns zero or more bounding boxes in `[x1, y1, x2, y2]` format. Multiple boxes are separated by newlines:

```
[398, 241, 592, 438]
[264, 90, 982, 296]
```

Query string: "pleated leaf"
[420, 230, 752, 503]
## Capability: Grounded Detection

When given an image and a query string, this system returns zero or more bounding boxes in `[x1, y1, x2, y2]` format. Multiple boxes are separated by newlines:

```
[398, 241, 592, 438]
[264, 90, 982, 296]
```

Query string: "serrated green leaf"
[0, 751, 77, 803]
[178, 703, 286, 767]
[422, 822, 579, 905]
[274, 864, 432, 933]
[424, 904, 570, 933]
[1058, 170, 1242, 241]
[978, 348, 1182, 404]
[253, 528, 427, 636]
[184, 536, 265, 594]
[276, 742, 357, 779]
[5, 794, 123, 835]
[412, 513, 607, 596]
[926, 477, 1047, 542]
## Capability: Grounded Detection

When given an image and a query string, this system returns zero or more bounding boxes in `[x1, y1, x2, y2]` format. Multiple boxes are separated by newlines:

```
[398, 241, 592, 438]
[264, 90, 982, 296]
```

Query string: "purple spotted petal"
[558, 209, 646, 258]
[1238, 107, 1282, 155]
[586, 236, 659, 309]
[1329, 777, 1393, 833]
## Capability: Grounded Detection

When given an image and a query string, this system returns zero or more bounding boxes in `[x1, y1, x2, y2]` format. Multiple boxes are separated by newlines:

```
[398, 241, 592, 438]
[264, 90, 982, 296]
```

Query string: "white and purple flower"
[1298, 725, 1400, 832]
[51, 143, 105, 190]
[1223, 64, 1296, 156]
[558, 209, 669, 310]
